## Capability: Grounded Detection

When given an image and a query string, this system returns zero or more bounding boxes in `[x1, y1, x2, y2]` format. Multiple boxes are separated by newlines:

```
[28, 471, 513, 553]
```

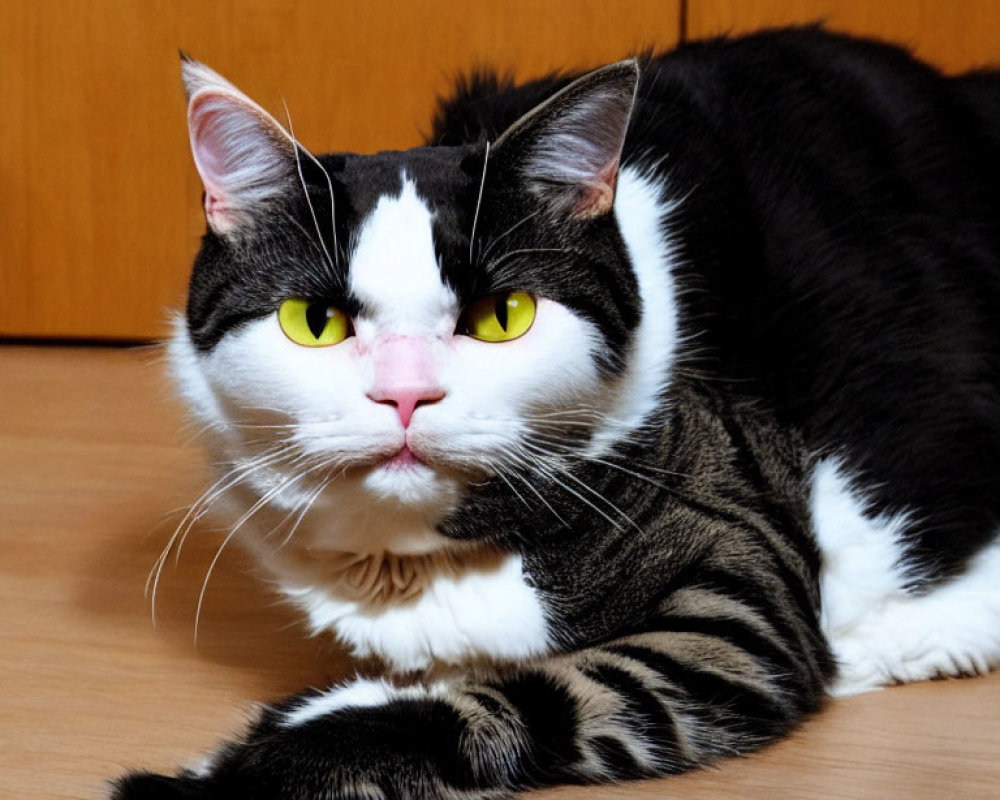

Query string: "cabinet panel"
[686, 0, 1000, 72]
[1, 1, 679, 340]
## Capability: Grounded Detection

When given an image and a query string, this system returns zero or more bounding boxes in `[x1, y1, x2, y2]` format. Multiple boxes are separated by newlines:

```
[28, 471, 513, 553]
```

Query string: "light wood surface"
[0, 0, 679, 341]
[2, 343, 999, 800]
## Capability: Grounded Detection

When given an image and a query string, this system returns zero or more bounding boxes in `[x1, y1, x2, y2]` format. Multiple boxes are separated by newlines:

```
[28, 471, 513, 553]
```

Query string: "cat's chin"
[361, 453, 462, 509]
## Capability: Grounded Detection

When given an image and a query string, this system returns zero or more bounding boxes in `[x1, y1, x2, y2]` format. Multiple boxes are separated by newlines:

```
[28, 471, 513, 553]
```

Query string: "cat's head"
[171, 56, 676, 554]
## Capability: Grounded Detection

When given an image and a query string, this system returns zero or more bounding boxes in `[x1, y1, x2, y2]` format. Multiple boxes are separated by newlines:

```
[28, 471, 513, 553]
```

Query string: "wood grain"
[686, 0, 1000, 72]
[0, 0, 679, 341]
[2, 343, 1000, 799]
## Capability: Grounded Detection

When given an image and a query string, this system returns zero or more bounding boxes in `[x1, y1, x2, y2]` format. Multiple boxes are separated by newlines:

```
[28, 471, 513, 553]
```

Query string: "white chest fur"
[282, 551, 551, 672]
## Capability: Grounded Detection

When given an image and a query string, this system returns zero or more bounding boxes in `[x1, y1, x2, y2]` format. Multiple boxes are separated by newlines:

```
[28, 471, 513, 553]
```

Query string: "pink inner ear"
[187, 90, 292, 234]
[189, 97, 236, 206]
[573, 158, 620, 218]
[191, 108, 231, 223]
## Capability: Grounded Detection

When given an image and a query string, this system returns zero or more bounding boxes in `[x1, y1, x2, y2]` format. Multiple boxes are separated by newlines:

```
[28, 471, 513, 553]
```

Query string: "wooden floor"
[2, 344, 999, 800]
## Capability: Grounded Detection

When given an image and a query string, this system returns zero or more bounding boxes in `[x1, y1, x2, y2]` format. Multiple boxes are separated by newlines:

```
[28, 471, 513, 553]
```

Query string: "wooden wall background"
[2, 0, 997, 341]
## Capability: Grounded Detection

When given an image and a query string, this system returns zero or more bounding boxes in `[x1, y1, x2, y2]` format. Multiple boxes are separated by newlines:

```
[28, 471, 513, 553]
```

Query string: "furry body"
[116, 27, 1000, 799]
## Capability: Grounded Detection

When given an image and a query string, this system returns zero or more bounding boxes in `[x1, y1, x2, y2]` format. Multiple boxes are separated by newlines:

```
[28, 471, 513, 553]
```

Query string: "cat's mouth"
[380, 443, 426, 470]
[359, 440, 465, 507]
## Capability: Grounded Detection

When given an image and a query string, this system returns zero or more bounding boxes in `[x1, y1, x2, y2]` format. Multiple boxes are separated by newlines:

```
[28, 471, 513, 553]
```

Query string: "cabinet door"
[1, 0, 679, 340]
[686, 0, 1000, 72]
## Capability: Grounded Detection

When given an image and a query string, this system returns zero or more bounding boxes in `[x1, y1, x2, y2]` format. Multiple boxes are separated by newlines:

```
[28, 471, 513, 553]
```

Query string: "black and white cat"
[116, 26, 1000, 800]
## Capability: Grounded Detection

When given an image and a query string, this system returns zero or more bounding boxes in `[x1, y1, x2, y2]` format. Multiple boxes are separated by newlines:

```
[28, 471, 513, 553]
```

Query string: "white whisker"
[478, 209, 541, 264]
[492, 467, 533, 513]
[517, 440, 642, 533]
[282, 99, 339, 273]
[147, 443, 297, 624]
[508, 468, 570, 529]
[469, 140, 490, 264]
[527, 429, 690, 483]
[193, 456, 331, 642]
[274, 469, 339, 550]
[485, 246, 571, 275]
[516, 450, 623, 532]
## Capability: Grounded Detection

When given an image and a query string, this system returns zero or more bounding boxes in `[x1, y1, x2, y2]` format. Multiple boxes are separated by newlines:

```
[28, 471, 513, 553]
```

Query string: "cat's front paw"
[110, 762, 373, 800]
[109, 746, 371, 800]
[109, 693, 511, 800]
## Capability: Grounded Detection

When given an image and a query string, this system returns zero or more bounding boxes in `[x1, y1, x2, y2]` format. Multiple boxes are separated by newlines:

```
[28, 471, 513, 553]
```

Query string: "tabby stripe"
[329, 700, 481, 792]
[723, 526, 826, 663]
[688, 566, 822, 673]
[716, 412, 820, 571]
[654, 394, 820, 598]
[606, 644, 796, 727]
[578, 662, 682, 771]
[466, 689, 512, 721]
[654, 488, 821, 633]
[647, 613, 799, 687]
[588, 736, 650, 781]
[489, 671, 581, 783]
[741, 509, 822, 612]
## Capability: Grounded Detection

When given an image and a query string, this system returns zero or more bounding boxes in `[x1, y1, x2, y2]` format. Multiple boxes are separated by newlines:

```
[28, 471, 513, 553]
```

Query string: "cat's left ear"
[181, 55, 297, 235]
[493, 59, 639, 219]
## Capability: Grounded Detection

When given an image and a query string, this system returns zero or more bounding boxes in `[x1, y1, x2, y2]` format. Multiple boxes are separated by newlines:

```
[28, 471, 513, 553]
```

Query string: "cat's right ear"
[181, 56, 296, 235]
[492, 60, 639, 220]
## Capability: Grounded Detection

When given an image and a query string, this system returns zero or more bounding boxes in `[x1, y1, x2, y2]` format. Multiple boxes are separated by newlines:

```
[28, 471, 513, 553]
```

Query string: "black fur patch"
[433, 26, 1000, 585]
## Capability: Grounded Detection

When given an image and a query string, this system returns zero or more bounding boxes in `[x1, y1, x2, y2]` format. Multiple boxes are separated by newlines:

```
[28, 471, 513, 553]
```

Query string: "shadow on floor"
[76, 484, 353, 697]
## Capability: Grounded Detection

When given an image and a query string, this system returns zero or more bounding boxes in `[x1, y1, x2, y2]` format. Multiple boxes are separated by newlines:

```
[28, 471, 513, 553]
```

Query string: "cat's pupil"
[494, 294, 509, 331]
[305, 303, 330, 339]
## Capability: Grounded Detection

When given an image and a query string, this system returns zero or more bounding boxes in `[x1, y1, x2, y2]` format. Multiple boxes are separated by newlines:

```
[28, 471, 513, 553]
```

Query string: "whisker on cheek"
[147, 442, 299, 624]
[193, 455, 340, 642]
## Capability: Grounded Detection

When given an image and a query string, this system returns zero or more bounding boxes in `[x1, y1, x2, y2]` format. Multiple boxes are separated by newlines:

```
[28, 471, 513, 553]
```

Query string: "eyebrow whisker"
[469, 140, 491, 264]
[282, 99, 339, 276]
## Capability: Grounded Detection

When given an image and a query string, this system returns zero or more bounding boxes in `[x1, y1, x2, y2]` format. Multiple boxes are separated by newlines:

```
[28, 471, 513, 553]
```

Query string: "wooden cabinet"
[0, 0, 680, 341]
[2, 1, 995, 341]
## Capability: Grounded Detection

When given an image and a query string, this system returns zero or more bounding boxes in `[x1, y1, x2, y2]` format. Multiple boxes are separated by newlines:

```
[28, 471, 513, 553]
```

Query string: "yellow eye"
[278, 299, 350, 347]
[460, 291, 536, 342]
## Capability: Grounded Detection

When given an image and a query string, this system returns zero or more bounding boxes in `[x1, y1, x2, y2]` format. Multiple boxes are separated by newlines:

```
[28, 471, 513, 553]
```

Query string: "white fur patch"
[812, 459, 912, 638]
[349, 178, 458, 332]
[167, 314, 226, 430]
[830, 540, 1000, 696]
[284, 552, 550, 672]
[813, 458, 1000, 695]
[282, 677, 451, 727]
[585, 166, 680, 457]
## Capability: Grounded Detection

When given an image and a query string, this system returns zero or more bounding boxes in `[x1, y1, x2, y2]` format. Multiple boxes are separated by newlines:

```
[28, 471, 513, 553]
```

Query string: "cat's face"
[172, 58, 664, 554]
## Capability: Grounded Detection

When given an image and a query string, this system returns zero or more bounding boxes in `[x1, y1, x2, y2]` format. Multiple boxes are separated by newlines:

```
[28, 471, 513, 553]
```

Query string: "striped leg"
[111, 619, 826, 800]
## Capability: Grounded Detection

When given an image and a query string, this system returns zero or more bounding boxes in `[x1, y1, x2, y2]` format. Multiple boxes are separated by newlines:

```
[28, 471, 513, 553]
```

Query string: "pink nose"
[368, 385, 445, 427]
[368, 335, 445, 427]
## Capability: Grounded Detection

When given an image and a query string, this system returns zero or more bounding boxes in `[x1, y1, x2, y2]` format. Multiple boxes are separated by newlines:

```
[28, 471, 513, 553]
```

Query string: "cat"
[114, 25, 1000, 800]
